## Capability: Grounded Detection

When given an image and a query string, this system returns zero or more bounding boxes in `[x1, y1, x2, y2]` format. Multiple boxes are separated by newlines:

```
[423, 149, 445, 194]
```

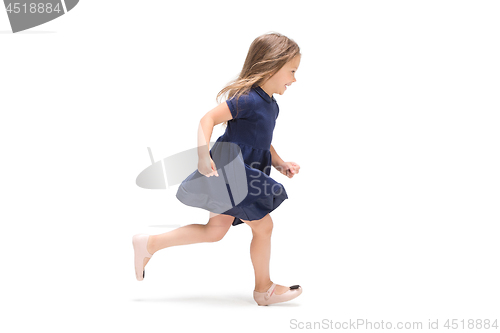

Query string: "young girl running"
[133, 32, 302, 306]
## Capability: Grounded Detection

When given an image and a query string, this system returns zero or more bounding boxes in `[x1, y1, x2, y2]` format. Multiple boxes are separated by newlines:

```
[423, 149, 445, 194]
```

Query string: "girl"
[133, 32, 302, 306]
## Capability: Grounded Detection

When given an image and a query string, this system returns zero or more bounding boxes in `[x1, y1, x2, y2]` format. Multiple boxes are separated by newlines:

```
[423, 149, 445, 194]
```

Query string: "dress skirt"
[176, 141, 288, 226]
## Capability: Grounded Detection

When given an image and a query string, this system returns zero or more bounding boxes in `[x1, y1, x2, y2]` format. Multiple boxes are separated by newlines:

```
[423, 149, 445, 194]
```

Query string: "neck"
[259, 84, 274, 98]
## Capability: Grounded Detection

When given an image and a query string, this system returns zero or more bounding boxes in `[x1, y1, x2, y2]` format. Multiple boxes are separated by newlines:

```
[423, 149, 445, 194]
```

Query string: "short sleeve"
[226, 92, 255, 120]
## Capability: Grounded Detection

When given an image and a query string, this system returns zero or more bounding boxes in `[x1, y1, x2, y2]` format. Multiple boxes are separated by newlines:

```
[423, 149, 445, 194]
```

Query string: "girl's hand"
[198, 156, 219, 177]
[276, 161, 300, 178]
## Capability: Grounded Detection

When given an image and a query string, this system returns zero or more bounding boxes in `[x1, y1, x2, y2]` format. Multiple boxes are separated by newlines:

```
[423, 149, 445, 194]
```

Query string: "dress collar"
[253, 85, 275, 104]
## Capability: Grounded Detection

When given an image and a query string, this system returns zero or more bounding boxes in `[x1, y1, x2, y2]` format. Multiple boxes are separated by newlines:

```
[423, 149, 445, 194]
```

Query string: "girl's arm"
[270, 144, 285, 168]
[198, 101, 233, 158]
[197, 102, 233, 177]
[271, 143, 301, 178]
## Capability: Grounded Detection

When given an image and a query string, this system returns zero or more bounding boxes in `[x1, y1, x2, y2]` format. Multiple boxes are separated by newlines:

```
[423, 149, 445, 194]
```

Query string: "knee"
[251, 217, 273, 236]
[205, 226, 228, 242]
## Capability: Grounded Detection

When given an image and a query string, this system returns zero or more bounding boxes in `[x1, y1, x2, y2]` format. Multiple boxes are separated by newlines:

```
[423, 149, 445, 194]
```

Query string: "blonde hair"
[217, 32, 301, 127]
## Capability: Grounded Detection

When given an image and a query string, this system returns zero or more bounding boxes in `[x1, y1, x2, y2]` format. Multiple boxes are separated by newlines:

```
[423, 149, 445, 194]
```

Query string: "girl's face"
[261, 55, 301, 97]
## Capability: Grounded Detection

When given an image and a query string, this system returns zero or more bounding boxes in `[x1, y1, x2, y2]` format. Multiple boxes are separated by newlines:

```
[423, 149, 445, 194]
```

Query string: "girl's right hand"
[198, 156, 219, 177]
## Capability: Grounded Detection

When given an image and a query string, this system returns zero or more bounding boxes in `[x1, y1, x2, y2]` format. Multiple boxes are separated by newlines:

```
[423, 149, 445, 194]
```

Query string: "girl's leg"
[142, 212, 234, 269]
[241, 214, 291, 296]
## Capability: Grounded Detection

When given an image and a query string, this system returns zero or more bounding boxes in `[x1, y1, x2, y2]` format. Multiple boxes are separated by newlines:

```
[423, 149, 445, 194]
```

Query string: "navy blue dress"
[176, 85, 288, 226]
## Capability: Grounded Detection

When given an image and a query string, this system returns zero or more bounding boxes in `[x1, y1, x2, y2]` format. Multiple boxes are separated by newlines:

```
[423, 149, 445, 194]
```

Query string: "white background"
[1, 1, 499, 332]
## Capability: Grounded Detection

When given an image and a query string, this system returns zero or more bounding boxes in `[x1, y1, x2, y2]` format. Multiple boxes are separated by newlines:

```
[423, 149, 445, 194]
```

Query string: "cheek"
[279, 74, 289, 84]
[270, 76, 281, 86]
[273, 71, 284, 80]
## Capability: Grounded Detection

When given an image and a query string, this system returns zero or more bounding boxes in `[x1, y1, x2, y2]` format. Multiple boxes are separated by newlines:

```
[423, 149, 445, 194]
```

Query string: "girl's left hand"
[277, 161, 300, 178]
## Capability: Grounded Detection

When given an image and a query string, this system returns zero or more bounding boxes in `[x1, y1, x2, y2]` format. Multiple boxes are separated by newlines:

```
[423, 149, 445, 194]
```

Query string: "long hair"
[217, 32, 301, 127]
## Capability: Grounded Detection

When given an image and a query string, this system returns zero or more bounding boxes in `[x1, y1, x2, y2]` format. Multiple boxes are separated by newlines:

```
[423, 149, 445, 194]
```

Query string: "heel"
[132, 234, 153, 281]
